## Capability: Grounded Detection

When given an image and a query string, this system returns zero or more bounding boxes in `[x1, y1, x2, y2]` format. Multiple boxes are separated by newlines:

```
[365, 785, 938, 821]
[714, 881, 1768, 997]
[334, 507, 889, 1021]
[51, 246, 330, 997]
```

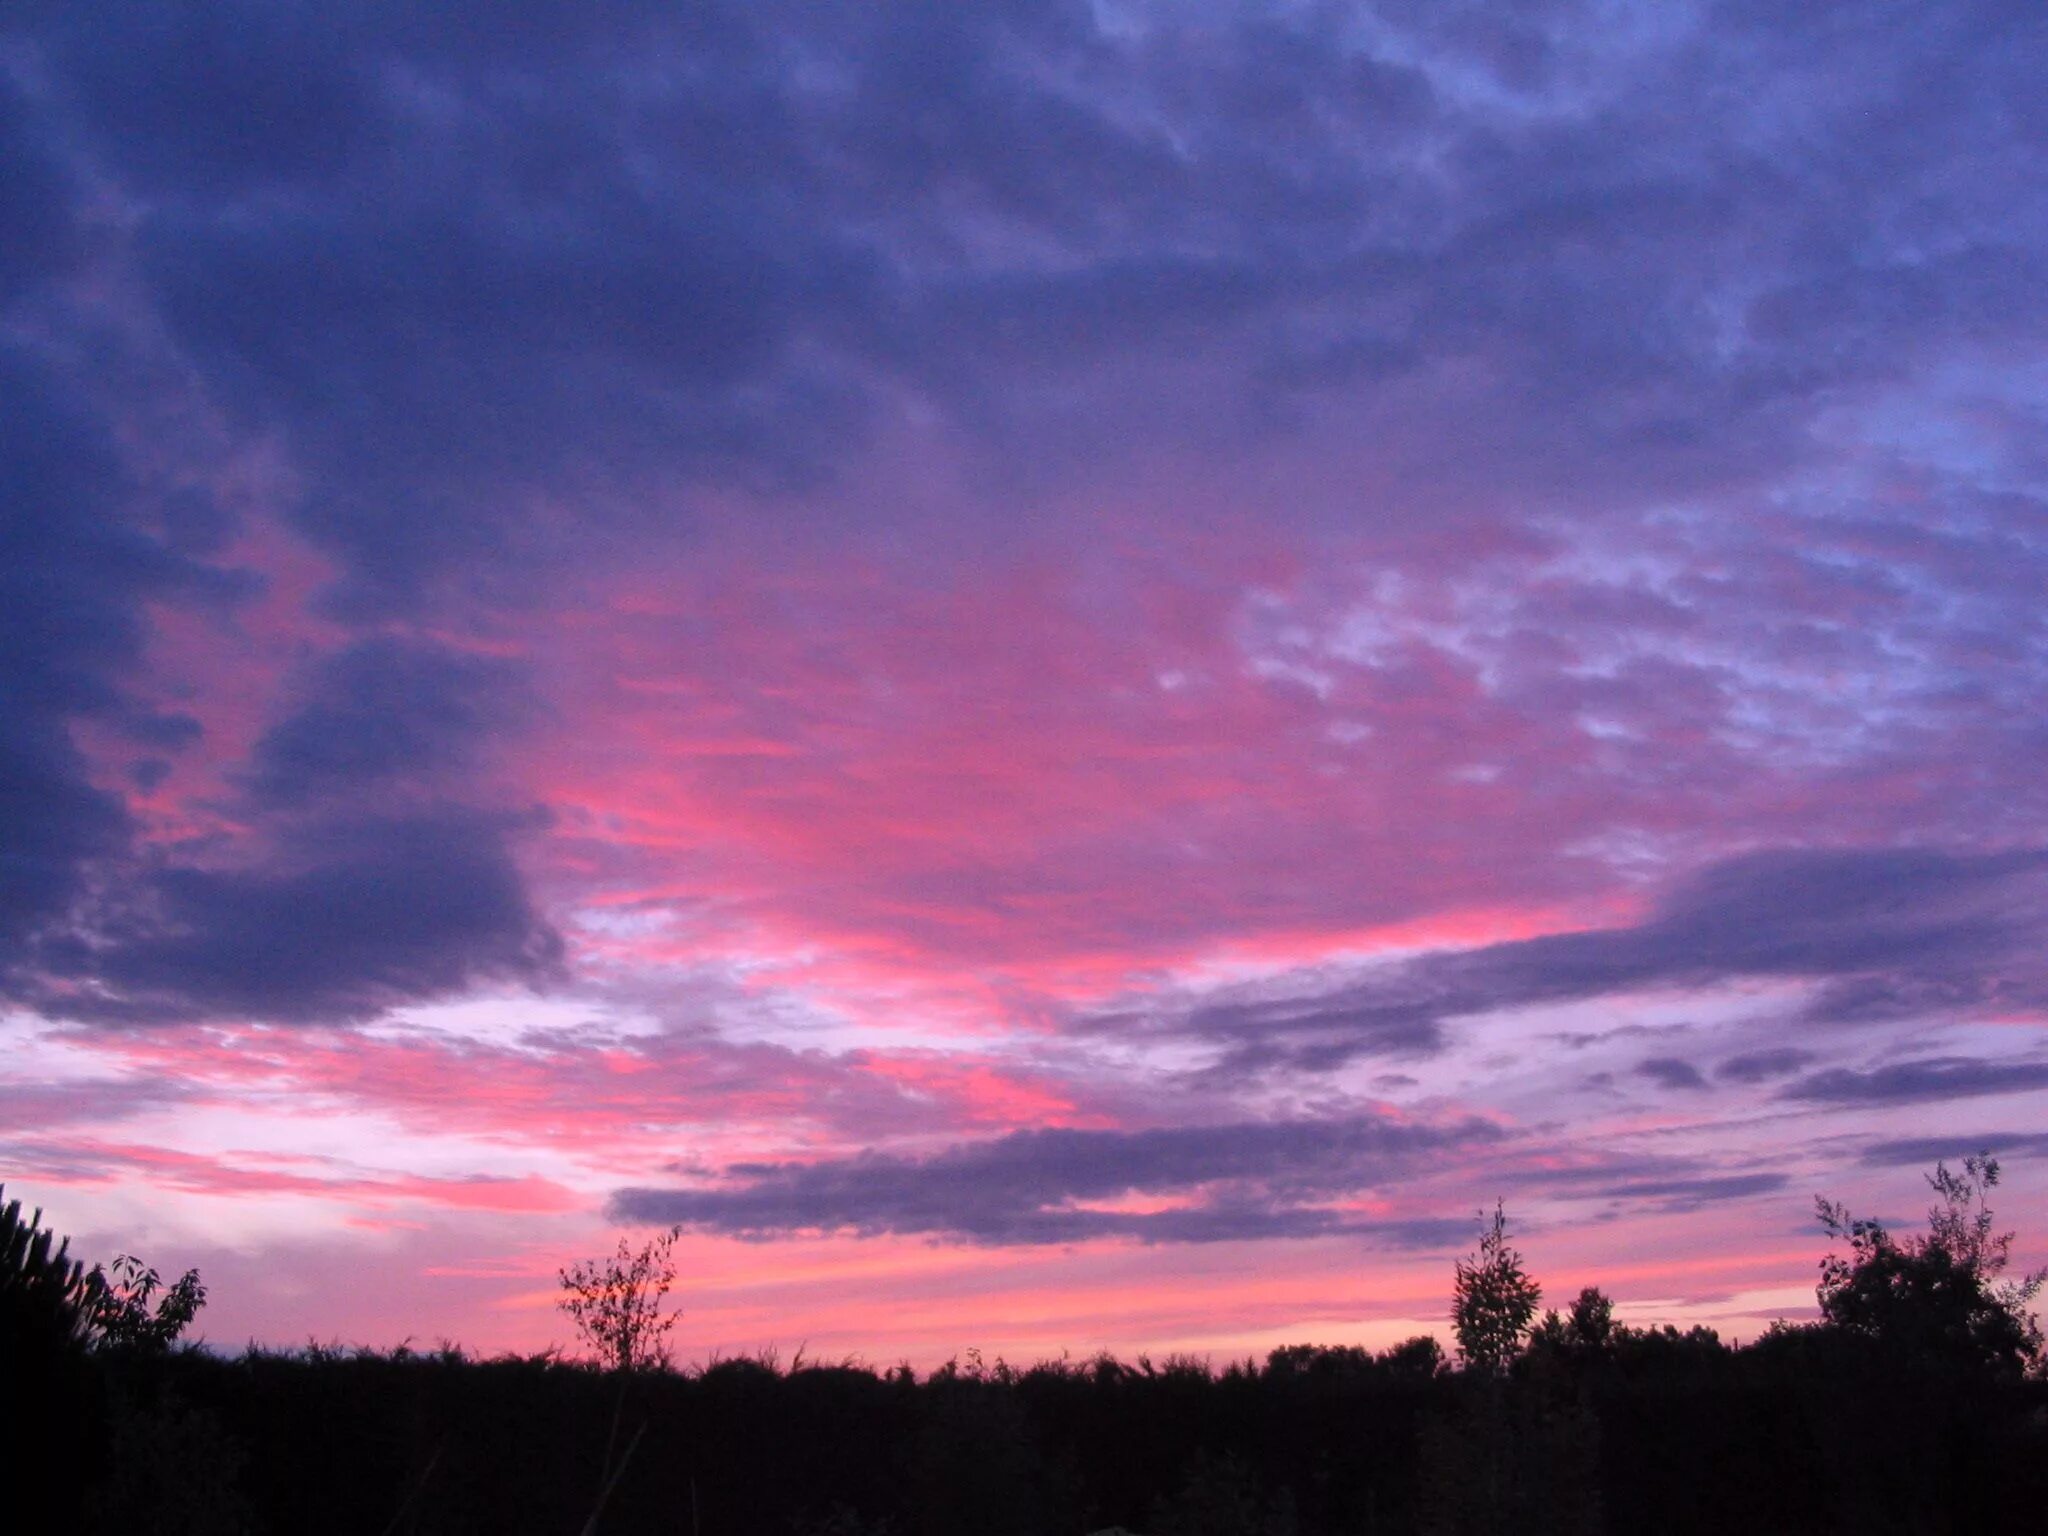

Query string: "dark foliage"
[2, 1189, 220, 1528]
[9, 1161, 2047, 1535]
[86, 1253, 209, 1355]
[1451, 1201, 1541, 1375]
[21, 1326, 2032, 1536]
[1814, 1155, 2045, 1378]
[1, 1184, 96, 1354]
[2, 1186, 102, 1524]
[14, 1334, 2034, 1536]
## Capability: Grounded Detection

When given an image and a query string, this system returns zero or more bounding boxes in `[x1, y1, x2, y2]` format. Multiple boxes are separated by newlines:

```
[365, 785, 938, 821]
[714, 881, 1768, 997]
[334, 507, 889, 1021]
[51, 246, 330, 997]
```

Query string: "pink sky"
[5, 0, 2047, 1368]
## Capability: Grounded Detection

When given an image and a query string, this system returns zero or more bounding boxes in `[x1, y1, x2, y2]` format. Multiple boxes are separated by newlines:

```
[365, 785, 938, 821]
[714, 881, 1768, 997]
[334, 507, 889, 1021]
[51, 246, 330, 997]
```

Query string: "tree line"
[4, 1157, 2044, 1534]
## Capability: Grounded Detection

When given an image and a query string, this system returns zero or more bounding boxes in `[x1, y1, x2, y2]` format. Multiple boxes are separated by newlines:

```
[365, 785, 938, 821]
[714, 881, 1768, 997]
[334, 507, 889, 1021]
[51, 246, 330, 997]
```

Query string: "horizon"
[4, 0, 2047, 1370]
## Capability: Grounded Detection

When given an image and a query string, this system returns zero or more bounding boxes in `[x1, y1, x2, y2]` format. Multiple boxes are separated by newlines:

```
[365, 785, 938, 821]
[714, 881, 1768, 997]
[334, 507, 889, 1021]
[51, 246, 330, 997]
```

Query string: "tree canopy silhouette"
[1815, 1153, 2045, 1377]
[1451, 1200, 1541, 1375]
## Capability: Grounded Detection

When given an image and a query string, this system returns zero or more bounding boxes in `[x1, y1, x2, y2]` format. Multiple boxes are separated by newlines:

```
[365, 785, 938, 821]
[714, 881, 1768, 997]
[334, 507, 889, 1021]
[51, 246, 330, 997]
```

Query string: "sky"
[4, 0, 2047, 1368]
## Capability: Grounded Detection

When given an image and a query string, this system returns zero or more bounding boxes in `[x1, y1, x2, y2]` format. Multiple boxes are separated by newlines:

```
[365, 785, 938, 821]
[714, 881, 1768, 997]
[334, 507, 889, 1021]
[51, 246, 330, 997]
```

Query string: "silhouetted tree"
[5, 1192, 232, 1529]
[1380, 1334, 1447, 1381]
[1452, 1201, 1541, 1375]
[1816, 1154, 2046, 1377]
[1530, 1286, 1617, 1362]
[86, 1252, 207, 1353]
[1, 1184, 97, 1354]
[558, 1228, 681, 1373]
[2, 1186, 103, 1524]
[1563, 1286, 1614, 1350]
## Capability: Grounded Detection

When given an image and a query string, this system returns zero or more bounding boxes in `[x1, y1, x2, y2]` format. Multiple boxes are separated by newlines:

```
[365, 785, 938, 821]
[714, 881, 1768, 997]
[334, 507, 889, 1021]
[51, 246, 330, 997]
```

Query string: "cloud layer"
[2, 0, 2045, 1357]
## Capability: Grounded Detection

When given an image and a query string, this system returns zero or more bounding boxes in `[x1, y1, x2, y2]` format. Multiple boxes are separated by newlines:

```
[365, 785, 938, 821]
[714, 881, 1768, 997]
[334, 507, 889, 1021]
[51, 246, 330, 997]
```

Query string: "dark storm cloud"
[1101, 848, 2048, 1073]
[0, 341, 557, 1023]
[1779, 1057, 2048, 1107]
[0, 343, 247, 971]
[613, 1112, 1504, 1245]
[0, 261, 549, 1025]
[245, 637, 535, 809]
[39, 1, 378, 198]
[1169, 987, 1449, 1073]
[0, 71, 83, 306]
[8, 0, 2041, 607]
[40, 1, 893, 611]
[34, 810, 562, 1025]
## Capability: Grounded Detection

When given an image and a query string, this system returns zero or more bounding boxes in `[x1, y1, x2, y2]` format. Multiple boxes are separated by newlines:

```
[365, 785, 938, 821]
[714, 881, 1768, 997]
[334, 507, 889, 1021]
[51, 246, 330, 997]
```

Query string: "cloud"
[244, 636, 535, 809]
[1600, 1172, 1787, 1210]
[0, 341, 250, 972]
[7, 0, 2039, 615]
[1716, 1048, 1816, 1084]
[5, 1, 2045, 1022]
[1502, 1151, 1790, 1214]
[1857, 1132, 2048, 1167]
[1635, 1057, 1709, 1092]
[0, 70, 85, 305]
[0, 1076, 194, 1130]
[1099, 847, 2048, 1073]
[1, 0, 2045, 1309]
[34, 809, 562, 1024]
[0, 347, 552, 1028]
[1780, 1056, 2048, 1107]
[613, 1111, 1505, 1245]
[42, 1, 378, 200]
[0, 1134, 580, 1213]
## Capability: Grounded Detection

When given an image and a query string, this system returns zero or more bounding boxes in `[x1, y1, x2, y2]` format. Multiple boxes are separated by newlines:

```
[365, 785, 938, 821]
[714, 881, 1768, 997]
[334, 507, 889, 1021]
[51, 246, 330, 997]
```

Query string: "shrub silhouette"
[558, 1228, 680, 1373]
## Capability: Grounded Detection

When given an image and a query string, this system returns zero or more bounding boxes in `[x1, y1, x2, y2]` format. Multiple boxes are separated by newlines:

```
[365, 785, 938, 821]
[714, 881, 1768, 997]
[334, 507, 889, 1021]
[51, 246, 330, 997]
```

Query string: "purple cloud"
[1101, 848, 2048, 1074]
[244, 637, 535, 810]
[1781, 1057, 2048, 1107]
[1716, 1049, 1816, 1085]
[1635, 1057, 1710, 1092]
[32, 810, 562, 1025]
[615, 1113, 1505, 1245]
[1857, 1132, 2048, 1166]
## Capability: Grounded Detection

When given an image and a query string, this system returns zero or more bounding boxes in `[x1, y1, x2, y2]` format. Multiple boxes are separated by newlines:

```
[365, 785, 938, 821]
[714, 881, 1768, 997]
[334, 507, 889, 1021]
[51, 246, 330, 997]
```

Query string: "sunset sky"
[4, 1, 2047, 1367]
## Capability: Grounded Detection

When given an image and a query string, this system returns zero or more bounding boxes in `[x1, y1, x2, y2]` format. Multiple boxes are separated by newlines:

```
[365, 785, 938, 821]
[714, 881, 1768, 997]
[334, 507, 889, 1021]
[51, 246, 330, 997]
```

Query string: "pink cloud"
[7, 1135, 581, 1214]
